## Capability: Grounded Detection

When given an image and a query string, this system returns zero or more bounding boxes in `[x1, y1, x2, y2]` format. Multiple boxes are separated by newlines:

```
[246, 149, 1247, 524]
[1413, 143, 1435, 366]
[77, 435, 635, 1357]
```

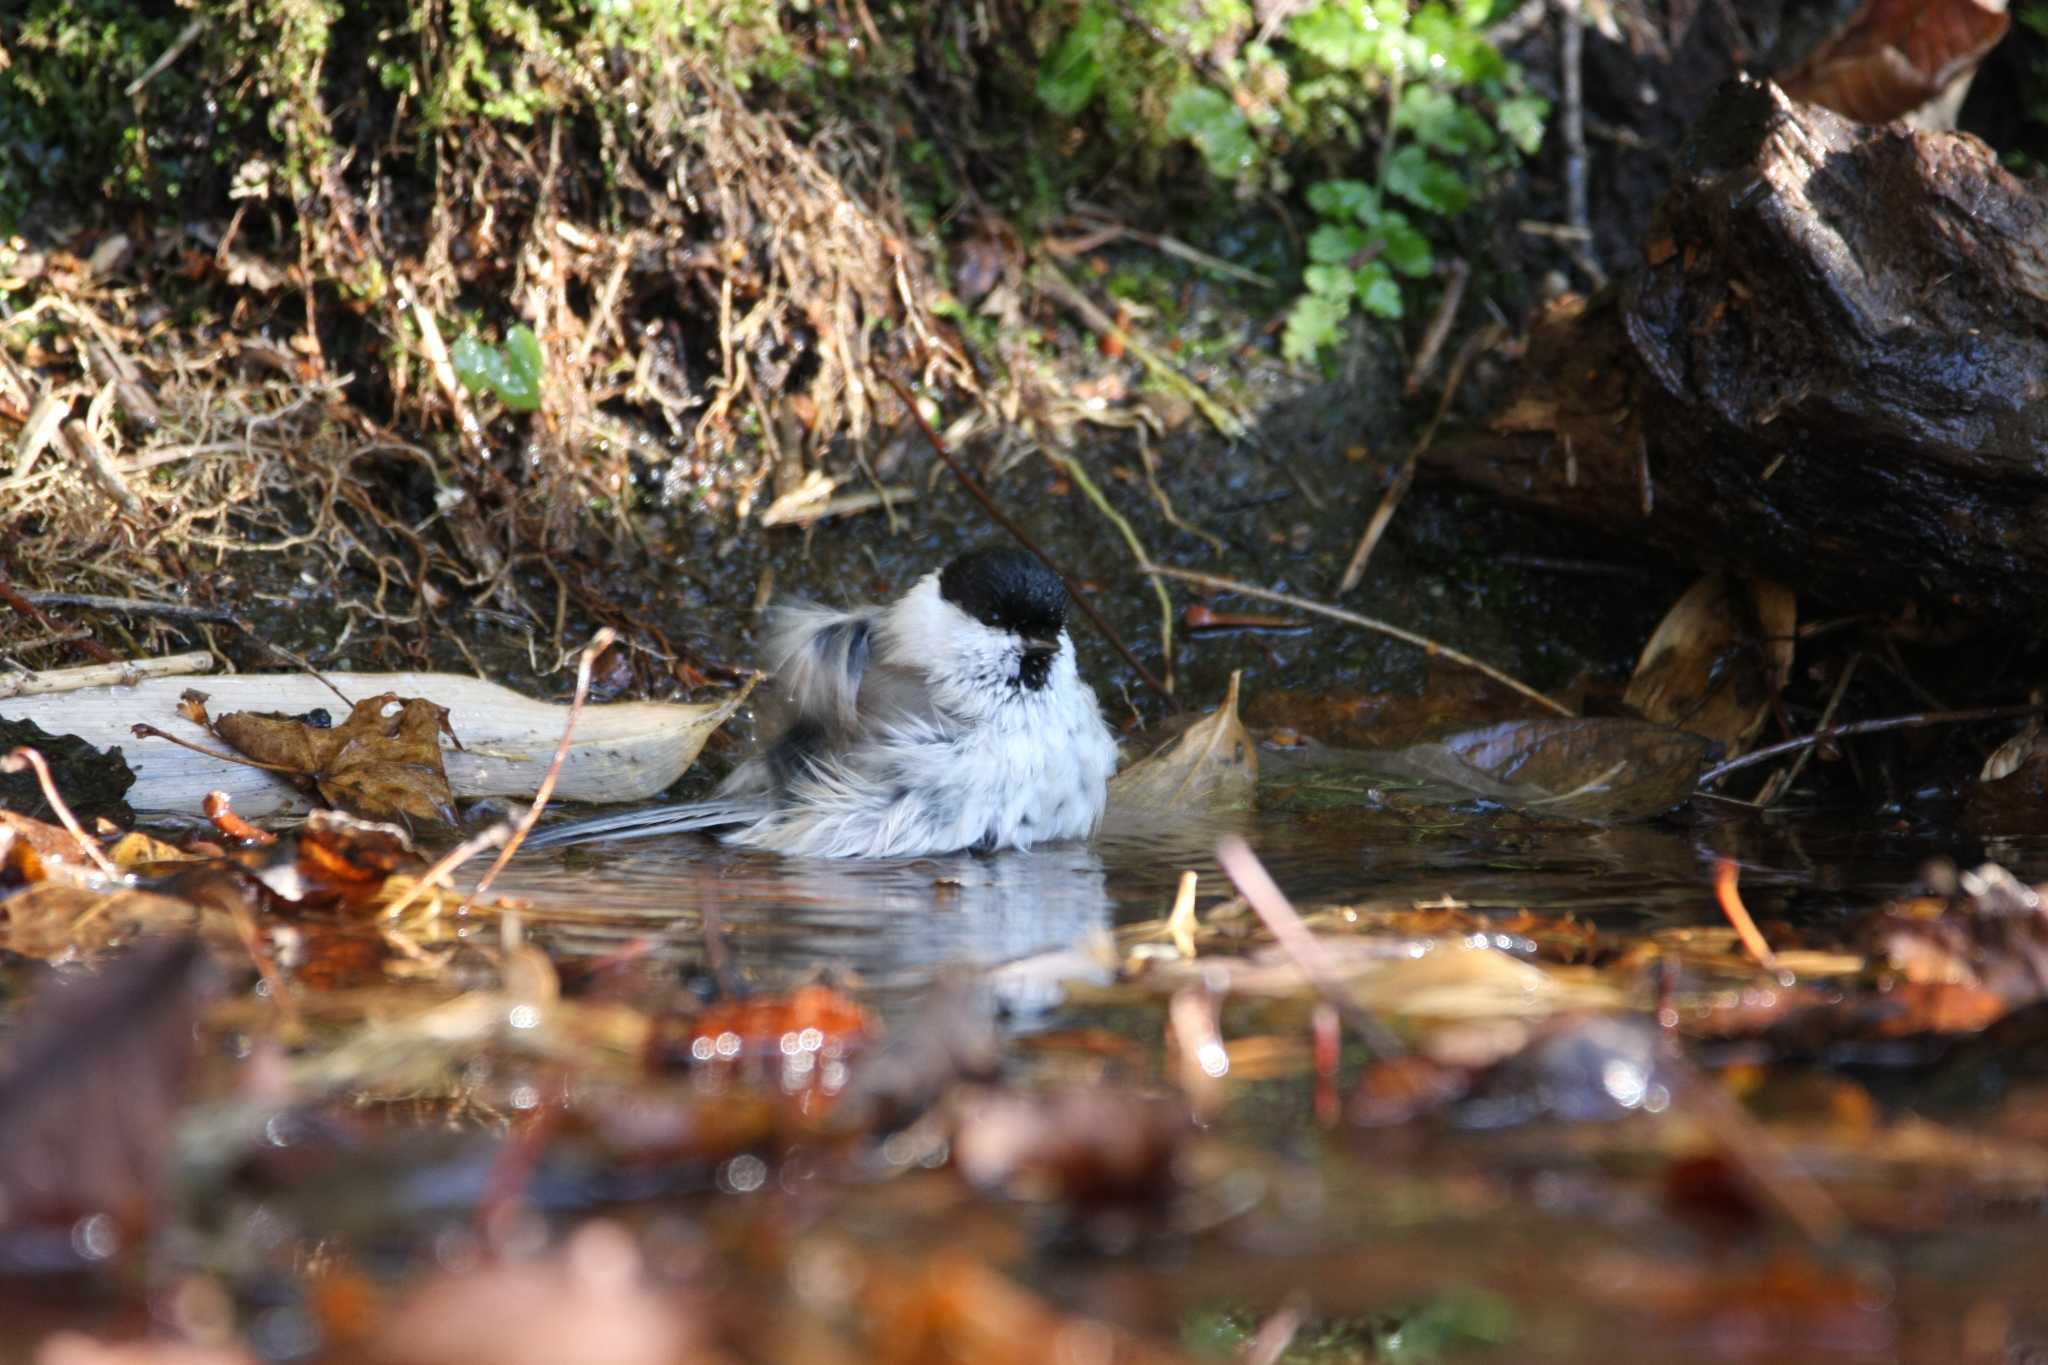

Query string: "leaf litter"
[8, 662, 2048, 1361]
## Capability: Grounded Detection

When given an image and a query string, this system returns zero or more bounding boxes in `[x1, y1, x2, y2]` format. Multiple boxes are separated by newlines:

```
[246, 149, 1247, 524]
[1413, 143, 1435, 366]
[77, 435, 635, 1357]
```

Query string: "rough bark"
[1433, 76, 2048, 619]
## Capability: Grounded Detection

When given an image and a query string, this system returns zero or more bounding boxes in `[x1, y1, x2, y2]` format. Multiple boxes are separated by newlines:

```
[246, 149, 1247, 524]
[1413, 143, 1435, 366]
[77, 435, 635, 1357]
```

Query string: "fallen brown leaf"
[214, 693, 459, 829]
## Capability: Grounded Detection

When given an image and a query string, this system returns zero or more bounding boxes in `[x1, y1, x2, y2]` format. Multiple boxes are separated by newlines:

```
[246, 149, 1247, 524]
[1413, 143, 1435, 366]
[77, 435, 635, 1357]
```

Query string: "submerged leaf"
[0, 937, 216, 1234]
[1107, 672, 1257, 816]
[1389, 717, 1710, 821]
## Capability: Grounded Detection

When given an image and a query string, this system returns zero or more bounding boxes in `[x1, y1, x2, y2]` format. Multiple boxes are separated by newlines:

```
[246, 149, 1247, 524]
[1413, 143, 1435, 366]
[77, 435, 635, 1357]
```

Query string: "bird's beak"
[1021, 638, 1060, 658]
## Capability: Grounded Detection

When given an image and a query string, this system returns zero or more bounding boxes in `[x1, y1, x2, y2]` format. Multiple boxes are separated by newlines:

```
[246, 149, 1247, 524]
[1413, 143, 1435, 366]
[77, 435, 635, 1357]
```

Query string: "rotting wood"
[1431, 77, 2048, 621]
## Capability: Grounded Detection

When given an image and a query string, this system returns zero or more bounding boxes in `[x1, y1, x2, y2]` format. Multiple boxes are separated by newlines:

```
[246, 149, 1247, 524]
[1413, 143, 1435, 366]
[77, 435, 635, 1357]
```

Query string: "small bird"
[526, 548, 1120, 858]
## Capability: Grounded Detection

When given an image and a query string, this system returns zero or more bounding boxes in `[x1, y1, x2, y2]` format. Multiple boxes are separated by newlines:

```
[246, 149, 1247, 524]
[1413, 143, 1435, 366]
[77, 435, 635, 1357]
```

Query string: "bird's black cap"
[939, 547, 1068, 640]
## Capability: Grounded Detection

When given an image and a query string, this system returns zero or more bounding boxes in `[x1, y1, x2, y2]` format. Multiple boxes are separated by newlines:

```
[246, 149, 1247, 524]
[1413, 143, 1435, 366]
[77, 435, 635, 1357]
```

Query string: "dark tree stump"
[1434, 76, 2048, 619]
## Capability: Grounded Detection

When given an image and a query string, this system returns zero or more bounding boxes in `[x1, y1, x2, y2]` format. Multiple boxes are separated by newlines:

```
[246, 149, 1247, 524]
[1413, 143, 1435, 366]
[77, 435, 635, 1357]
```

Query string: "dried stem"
[459, 626, 617, 913]
[1712, 858, 1781, 974]
[1044, 449, 1175, 696]
[1215, 835, 1405, 1059]
[1, 746, 122, 880]
[1698, 702, 2048, 785]
[380, 822, 514, 922]
[1145, 563, 1573, 717]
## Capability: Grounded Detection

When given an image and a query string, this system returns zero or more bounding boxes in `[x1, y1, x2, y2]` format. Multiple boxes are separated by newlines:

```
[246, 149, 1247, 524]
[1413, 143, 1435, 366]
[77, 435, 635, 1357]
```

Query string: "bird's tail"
[519, 801, 757, 849]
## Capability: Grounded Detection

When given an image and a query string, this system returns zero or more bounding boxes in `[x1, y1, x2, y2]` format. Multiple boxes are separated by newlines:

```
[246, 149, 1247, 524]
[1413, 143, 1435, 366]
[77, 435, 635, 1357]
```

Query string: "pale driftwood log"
[0, 651, 216, 699]
[0, 670, 755, 819]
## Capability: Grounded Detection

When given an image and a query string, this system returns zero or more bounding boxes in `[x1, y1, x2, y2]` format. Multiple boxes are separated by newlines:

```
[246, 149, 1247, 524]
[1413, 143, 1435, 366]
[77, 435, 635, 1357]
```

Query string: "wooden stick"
[0, 651, 215, 698]
[14, 593, 240, 624]
[1144, 562, 1573, 717]
[1699, 702, 2048, 785]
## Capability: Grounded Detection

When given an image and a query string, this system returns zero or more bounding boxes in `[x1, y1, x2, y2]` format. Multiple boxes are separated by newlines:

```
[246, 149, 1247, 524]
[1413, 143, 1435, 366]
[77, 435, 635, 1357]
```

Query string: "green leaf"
[1396, 85, 1495, 156]
[1037, 5, 1108, 117]
[1375, 212, 1434, 278]
[1302, 263, 1356, 298]
[1307, 222, 1371, 265]
[1167, 86, 1259, 179]
[1289, 7, 1381, 70]
[449, 326, 543, 412]
[502, 324, 543, 410]
[1307, 178, 1376, 220]
[1384, 145, 1470, 214]
[1411, 4, 1506, 83]
[1282, 291, 1350, 364]
[1354, 261, 1403, 319]
[1496, 94, 1549, 155]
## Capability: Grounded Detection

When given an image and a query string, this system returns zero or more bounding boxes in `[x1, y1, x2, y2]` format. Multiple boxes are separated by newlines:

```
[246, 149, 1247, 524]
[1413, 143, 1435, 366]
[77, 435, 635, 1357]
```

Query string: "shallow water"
[491, 793, 2048, 998]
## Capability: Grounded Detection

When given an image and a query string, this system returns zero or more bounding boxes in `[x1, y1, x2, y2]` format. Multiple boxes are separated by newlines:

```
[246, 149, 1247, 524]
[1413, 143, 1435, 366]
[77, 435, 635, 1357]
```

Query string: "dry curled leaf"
[214, 693, 459, 829]
[1625, 574, 1795, 757]
[1107, 671, 1257, 816]
[1780, 0, 2010, 127]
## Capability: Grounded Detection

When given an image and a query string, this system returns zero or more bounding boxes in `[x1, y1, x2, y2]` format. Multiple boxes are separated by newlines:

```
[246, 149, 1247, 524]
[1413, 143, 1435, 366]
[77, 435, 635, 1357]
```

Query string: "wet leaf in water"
[866, 1251, 1199, 1365]
[1457, 1013, 1670, 1128]
[1107, 671, 1256, 816]
[32, 1334, 257, 1365]
[0, 882, 200, 960]
[1780, 0, 2010, 126]
[214, 693, 459, 829]
[950, 1086, 1190, 1232]
[1, 809, 111, 885]
[1243, 660, 1562, 749]
[371, 1221, 712, 1365]
[648, 983, 875, 1078]
[1388, 717, 1710, 821]
[1625, 574, 1795, 756]
[1965, 721, 2048, 834]
[0, 937, 216, 1238]
[1869, 863, 2048, 1009]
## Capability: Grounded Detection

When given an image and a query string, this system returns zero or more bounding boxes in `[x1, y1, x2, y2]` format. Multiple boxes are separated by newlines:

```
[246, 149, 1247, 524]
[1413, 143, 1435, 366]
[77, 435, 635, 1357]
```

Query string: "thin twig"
[1145, 563, 1573, 717]
[1, 747, 122, 880]
[1403, 259, 1470, 397]
[1337, 321, 1503, 595]
[0, 651, 213, 698]
[1216, 836, 1406, 1058]
[124, 16, 206, 96]
[1241, 1294, 1310, 1365]
[131, 723, 302, 775]
[1712, 858, 1781, 974]
[16, 592, 240, 623]
[876, 370, 1180, 710]
[1045, 450, 1175, 695]
[1030, 255, 1248, 441]
[459, 626, 617, 914]
[379, 822, 514, 922]
[1698, 703, 2048, 785]
[1757, 653, 1860, 807]
[1556, 0, 1605, 283]
[1665, 1050, 1845, 1245]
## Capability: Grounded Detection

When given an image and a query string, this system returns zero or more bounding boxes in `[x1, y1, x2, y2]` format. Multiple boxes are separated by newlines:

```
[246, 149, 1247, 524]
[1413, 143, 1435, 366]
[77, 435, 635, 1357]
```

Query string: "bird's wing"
[853, 659, 952, 738]
[761, 602, 881, 736]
